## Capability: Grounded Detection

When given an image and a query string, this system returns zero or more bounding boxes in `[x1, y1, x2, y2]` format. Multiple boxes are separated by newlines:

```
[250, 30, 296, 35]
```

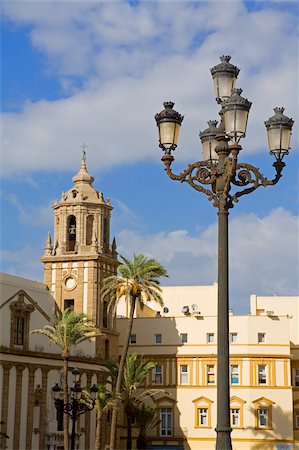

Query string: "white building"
[117, 285, 299, 450]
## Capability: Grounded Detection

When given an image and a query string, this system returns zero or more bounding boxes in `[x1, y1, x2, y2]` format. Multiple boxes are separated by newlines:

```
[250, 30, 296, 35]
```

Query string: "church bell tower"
[41, 154, 119, 358]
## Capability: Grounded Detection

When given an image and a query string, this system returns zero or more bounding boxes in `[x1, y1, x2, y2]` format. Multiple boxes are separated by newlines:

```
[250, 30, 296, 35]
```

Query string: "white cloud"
[0, 247, 43, 282]
[116, 208, 299, 312]
[6, 193, 53, 227]
[1, 1, 298, 176]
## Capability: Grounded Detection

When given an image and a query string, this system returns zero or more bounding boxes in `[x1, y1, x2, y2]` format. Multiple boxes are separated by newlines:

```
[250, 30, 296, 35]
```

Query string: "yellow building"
[117, 286, 299, 450]
[0, 158, 118, 450]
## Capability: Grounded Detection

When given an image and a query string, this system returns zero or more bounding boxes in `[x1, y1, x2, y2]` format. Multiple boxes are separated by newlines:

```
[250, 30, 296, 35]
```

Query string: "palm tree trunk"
[63, 357, 69, 450]
[126, 405, 133, 450]
[109, 296, 137, 450]
[95, 414, 101, 450]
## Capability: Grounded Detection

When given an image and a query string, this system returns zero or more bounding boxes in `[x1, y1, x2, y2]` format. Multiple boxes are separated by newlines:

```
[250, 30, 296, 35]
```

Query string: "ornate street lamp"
[155, 56, 294, 450]
[51, 367, 97, 450]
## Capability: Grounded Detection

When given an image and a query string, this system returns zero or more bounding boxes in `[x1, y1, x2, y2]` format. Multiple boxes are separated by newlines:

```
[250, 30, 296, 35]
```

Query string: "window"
[14, 316, 25, 345]
[295, 369, 299, 387]
[64, 299, 74, 311]
[103, 217, 109, 250]
[295, 410, 299, 428]
[257, 408, 268, 427]
[10, 292, 34, 349]
[198, 408, 208, 426]
[103, 300, 108, 328]
[193, 396, 213, 428]
[160, 408, 172, 436]
[230, 365, 239, 385]
[67, 215, 76, 252]
[155, 333, 162, 344]
[129, 334, 136, 344]
[180, 333, 188, 343]
[258, 365, 267, 384]
[231, 408, 240, 427]
[104, 339, 109, 359]
[86, 215, 94, 245]
[180, 365, 189, 385]
[207, 333, 215, 344]
[207, 365, 215, 385]
[154, 365, 163, 384]
[253, 397, 274, 430]
[258, 333, 266, 343]
[230, 332, 238, 343]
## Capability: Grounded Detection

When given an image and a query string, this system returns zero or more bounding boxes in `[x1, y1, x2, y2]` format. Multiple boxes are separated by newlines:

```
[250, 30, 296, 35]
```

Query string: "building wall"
[117, 288, 299, 450]
[0, 273, 109, 450]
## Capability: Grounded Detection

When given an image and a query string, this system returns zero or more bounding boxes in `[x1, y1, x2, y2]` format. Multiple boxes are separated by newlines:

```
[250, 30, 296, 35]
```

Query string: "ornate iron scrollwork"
[162, 151, 286, 211]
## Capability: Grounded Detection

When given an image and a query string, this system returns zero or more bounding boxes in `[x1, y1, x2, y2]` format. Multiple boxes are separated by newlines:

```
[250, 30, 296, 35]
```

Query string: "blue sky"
[1, 0, 298, 313]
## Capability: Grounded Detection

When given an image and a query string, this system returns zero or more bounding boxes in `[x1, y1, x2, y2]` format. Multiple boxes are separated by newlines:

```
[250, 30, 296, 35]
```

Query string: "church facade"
[0, 158, 118, 450]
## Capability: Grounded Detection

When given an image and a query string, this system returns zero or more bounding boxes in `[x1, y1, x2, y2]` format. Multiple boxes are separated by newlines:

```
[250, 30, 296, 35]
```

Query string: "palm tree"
[83, 384, 118, 450]
[107, 353, 158, 450]
[101, 254, 168, 450]
[135, 404, 160, 450]
[31, 309, 101, 450]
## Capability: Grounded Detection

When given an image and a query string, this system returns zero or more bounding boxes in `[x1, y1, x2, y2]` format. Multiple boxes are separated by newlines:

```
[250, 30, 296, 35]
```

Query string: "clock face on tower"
[65, 277, 76, 290]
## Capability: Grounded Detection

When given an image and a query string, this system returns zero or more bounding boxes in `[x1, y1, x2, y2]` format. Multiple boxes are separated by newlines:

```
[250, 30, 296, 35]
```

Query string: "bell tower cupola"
[41, 151, 119, 359]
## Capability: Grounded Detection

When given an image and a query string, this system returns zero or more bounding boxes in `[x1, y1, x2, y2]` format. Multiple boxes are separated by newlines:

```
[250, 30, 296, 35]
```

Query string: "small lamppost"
[155, 56, 294, 450]
[52, 367, 98, 450]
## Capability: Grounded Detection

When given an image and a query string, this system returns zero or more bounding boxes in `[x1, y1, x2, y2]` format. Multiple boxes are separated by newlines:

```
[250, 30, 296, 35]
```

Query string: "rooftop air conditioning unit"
[182, 305, 190, 315]
[191, 304, 198, 311]
[266, 310, 274, 316]
[192, 310, 201, 316]
[163, 307, 169, 314]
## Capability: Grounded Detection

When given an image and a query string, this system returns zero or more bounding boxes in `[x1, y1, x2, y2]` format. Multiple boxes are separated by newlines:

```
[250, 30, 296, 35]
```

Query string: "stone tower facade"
[41, 156, 119, 359]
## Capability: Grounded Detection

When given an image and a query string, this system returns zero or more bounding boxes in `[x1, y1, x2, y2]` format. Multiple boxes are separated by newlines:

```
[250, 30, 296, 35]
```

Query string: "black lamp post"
[52, 367, 98, 450]
[155, 55, 294, 450]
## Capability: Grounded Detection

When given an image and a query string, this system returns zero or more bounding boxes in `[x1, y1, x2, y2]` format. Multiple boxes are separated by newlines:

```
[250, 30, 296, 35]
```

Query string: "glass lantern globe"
[155, 102, 184, 151]
[264, 107, 294, 160]
[210, 55, 240, 103]
[199, 120, 219, 162]
[222, 88, 252, 142]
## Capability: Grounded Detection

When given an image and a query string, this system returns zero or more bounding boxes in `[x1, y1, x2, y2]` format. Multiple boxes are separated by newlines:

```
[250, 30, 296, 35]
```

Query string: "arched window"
[67, 215, 76, 251]
[103, 217, 109, 250]
[103, 300, 108, 328]
[104, 339, 109, 360]
[86, 215, 94, 245]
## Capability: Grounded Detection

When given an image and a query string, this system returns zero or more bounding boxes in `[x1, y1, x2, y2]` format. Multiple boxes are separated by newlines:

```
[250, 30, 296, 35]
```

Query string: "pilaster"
[26, 366, 36, 450]
[13, 365, 25, 450]
[39, 367, 49, 449]
[0, 362, 11, 449]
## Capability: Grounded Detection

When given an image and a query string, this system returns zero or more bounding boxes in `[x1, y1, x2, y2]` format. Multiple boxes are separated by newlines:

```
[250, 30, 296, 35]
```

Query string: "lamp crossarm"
[60, 399, 94, 419]
[162, 154, 218, 204]
[229, 160, 285, 206]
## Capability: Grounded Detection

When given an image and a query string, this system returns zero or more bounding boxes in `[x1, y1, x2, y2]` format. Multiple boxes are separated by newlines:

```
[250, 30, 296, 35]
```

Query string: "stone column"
[39, 367, 49, 449]
[13, 365, 25, 450]
[26, 366, 36, 450]
[0, 362, 11, 449]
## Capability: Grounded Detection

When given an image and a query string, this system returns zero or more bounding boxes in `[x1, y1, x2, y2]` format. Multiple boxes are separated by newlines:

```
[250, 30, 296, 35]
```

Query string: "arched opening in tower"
[67, 215, 76, 251]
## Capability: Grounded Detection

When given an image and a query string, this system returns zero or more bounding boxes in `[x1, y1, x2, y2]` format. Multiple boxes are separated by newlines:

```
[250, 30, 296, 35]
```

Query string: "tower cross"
[81, 143, 88, 161]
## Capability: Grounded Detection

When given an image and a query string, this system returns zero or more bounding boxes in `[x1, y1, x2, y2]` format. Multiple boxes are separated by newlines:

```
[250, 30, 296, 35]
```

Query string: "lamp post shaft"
[216, 200, 232, 450]
[70, 399, 77, 450]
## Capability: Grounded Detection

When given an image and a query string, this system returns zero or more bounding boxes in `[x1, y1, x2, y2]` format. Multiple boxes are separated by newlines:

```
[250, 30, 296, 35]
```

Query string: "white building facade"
[117, 285, 299, 450]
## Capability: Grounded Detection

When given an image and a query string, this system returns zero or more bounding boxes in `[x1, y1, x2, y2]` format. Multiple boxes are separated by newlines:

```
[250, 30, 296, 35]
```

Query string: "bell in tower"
[67, 215, 77, 252]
